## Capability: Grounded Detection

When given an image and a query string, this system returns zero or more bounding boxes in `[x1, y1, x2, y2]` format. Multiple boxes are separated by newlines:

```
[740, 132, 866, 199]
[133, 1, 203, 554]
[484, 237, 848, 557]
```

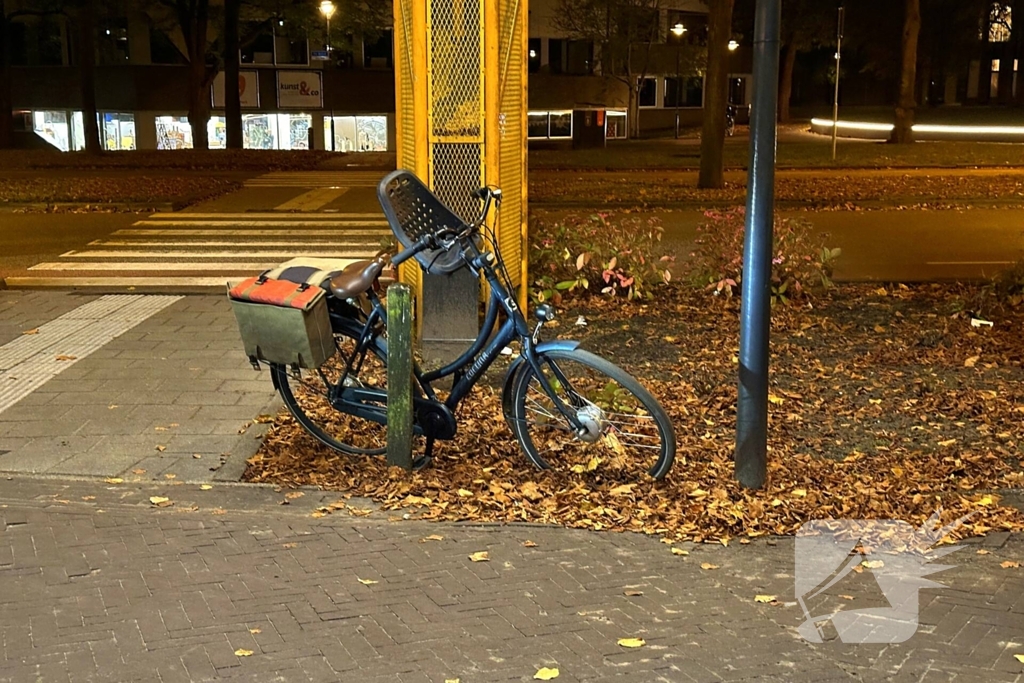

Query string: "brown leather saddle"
[328, 252, 390, 300]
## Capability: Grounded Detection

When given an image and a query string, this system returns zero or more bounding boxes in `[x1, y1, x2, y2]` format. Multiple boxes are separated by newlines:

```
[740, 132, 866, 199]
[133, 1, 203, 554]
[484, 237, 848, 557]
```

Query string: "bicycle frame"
[334, 237, 588, 436]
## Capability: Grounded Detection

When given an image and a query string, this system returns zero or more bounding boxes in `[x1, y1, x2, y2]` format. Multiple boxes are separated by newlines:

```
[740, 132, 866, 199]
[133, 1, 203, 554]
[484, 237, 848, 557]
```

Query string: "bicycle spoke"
[515, 353, 670, 477]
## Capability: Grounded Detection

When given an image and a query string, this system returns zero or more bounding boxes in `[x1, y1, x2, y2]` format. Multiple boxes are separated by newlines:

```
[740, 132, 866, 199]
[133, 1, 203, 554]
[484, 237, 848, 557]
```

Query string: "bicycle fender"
[501, 340, 581, 422]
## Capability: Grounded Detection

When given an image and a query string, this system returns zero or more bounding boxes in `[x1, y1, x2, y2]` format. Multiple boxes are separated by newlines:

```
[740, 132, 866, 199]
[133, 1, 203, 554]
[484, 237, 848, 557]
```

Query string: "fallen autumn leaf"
[617, 638, 646, 648]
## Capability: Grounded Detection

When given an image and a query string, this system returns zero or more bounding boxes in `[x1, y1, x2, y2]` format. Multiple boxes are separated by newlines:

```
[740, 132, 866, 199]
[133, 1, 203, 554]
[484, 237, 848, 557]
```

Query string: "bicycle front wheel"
[509, 349, 676, 479]
[271, 327, 390, 456]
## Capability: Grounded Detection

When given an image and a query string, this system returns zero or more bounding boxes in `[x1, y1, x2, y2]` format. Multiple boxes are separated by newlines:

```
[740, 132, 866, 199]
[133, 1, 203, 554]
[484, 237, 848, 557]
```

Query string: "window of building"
[156, 116, 193, 149]
[206, 114, 316, 150]
[548, 38, 565, 74]
[989, 3, 1012, 42]
[98, 19, 129, 64]
[325, 115, 388, 151]
[34, 111, 73, 151]
[528, 38, 541, 73]
[363, 30, 393, 68]
[549, 111, 572, 137]
[665, 77, 704, 108]
[12, 18, 64, 65]
[638, 77, 657, 107]
[242, 32, 275, 64]
[102, 112, 136, 150]
[276, 36, 309, 65]
[527, 111, 573, 139]
[566, 40, 593, 75]
[150, 28, 185, 64]
[606, 110, 628, 139]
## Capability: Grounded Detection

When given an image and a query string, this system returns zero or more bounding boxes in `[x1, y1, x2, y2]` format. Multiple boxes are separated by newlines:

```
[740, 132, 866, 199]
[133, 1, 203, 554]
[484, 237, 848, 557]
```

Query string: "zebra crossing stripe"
[274, 187, 351, 211]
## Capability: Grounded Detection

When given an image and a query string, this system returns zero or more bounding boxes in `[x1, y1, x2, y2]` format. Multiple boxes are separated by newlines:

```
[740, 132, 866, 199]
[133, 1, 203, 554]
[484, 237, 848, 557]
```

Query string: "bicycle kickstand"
[412, 437, 435, 471]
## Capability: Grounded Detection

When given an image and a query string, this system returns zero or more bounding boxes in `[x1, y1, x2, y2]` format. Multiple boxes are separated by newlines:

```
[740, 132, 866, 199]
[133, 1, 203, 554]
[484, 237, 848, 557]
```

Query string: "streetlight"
[319, 1, 336, 50]
[319, 0, 337, 151]
[728, 40, 739, 51]
[670, 23, 686, 139]
[831, 6, 845, 161]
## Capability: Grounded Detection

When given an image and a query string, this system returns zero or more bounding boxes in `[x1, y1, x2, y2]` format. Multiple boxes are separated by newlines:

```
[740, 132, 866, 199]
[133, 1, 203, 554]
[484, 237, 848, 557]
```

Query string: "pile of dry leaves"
[245, 284, 1024, 544]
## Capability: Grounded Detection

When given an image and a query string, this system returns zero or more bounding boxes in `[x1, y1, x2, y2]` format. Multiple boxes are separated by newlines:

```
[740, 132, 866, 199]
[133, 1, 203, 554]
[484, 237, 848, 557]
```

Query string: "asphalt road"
[0, 212, 140, 279]
[3, 207, 1023, 287]
[533, 207, 1024, 283]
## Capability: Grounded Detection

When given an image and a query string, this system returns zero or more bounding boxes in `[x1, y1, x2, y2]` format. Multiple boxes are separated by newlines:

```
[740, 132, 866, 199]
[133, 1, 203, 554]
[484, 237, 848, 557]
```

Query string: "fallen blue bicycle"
[241, 170, 676, 478]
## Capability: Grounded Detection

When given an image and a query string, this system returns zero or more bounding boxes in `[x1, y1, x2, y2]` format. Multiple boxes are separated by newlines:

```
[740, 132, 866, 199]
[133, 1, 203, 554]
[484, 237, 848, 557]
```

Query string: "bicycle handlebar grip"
[391, 235, 431, 267]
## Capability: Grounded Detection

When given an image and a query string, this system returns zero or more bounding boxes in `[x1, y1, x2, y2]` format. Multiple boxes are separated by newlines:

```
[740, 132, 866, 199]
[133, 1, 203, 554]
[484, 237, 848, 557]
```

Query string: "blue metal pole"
[735, 0, 781, 489]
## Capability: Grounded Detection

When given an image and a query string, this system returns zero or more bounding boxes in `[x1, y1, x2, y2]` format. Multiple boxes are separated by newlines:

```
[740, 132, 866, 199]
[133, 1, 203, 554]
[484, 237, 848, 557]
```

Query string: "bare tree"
[697, 0, 734, 189]
[76, 0, 102, 154]
[223, 0, 241, 148]
[554, 0, 667, 139]
[890, 0, 920, 143]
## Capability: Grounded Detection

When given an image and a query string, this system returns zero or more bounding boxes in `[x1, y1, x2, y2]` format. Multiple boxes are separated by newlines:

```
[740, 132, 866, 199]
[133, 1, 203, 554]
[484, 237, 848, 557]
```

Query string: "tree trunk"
[224, 0, 242, 149]
[998, 0, 1016, 104]
[978, 8, 993, 104]
[889, 0, 920, 144]
[628, 85, 640, 139]
[77, 0, 101, 154]
[698, 0, 735, 189]
[185, 0, 211, 150]
[0, 0, 13, 150]
[778, 39, 797, 123]
[1016, 16, 1024, 106]
[998, 44, 1015, 104]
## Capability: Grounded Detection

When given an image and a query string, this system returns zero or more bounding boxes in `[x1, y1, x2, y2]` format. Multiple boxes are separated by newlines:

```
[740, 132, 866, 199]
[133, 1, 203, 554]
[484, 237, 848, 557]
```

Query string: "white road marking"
[274, 187, 351, 211]
[926, 261, 1014, 265]
[20, 205, 392, 289]
[243, 172, 384, 188]
[0, 295, 182, 414]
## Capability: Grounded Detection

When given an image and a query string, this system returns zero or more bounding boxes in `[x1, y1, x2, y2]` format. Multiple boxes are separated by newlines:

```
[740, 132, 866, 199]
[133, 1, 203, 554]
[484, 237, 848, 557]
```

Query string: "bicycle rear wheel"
[272, 326, 390, 455]
[509, 349, 675, 479]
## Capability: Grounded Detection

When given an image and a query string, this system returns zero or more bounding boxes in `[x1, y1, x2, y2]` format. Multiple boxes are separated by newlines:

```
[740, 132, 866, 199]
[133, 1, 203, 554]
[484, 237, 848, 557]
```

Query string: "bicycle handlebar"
[390, 234, 432, 267]
[390, 186, 504, 267]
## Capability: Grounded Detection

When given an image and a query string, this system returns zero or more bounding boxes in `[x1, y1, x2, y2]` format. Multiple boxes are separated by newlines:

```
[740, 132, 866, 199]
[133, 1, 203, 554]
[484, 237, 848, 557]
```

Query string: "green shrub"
[529, 213, 674, 303]
[685, 207, 840, 305]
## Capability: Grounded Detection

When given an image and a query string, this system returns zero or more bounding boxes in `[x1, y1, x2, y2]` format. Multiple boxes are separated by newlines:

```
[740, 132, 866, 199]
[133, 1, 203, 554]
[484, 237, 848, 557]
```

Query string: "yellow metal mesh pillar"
[393, 0, 528, 345]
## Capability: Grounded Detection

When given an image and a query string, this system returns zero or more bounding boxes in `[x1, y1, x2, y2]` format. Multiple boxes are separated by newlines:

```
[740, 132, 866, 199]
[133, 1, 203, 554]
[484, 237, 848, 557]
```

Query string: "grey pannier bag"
[228, 275, 334, 370]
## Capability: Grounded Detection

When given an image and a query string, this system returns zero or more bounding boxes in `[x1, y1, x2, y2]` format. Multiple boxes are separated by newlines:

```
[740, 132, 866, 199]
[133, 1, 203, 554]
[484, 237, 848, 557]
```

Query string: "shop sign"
[211, 71, 259, 108]
[277, 71, 323, 109]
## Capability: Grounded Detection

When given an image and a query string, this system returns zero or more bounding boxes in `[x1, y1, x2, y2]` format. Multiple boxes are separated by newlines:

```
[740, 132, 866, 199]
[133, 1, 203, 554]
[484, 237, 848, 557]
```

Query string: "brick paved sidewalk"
[1, 475, 1023, 683]
[0, 292, 277, 482]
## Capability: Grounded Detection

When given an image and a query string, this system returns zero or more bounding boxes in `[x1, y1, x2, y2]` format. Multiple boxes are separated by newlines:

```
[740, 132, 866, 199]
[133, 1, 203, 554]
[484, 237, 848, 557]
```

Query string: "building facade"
[6, 0, 751, 151]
